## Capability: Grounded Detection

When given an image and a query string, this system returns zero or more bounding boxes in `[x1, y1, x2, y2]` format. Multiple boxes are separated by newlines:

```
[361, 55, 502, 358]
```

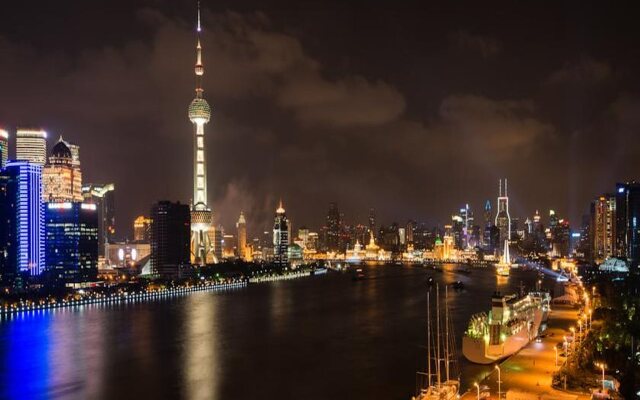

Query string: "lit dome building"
[42, 136, 83, 202]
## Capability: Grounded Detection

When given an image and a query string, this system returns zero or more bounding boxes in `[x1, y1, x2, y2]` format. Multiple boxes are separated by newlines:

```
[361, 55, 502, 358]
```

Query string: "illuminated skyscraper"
[133, 215, 152, 242]
[42, 137, 83, 202]
[0, 173, 16, 283]
[615, 182, 640, 263]
[3, 161, 44, 276]
[273, 200, 289, 266]
[484, 200, 492, 226]
[82, 183, 115, 256]
[0, 129, 8, 169]
[495, 178, 511, 245]
[590, 194, 616, 263]
[16, 128, 47, 166]
[188, 3, 215, 266]
[236, 211, 247, 260]
[45, 202, 98, 283]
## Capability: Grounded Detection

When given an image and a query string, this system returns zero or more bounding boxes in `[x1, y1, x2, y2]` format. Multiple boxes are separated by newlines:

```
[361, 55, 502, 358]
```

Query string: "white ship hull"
[462, 308, 543, 364]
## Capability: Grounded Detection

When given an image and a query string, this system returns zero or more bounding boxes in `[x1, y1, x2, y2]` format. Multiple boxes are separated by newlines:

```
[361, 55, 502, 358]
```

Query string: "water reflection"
[183, 294, 218, 400]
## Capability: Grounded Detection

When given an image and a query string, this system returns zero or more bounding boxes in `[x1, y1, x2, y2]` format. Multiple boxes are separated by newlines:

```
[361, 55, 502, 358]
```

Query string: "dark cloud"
[450, 30, 501, 59]
[2, 1, 640, 237]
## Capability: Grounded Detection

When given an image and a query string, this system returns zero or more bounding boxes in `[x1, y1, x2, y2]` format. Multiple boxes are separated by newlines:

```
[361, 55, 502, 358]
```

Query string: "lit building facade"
[0, 173, 16, 283]
[42, 137, 83, 202]
[3, 161, 44, 276]
[105, 242, 151, 268]
[150, 201, 191, 279]
[615, 182, 640, 264]
[44, 202, 98, 283]
[133, 215, 152, 242]
[591, 194, 616, 263]
[16, 128, 47, 166]
[273, 201, 289, 266]
[188, 5, 216, 266]
[0, 129, 8, 169]
[82, 183, 115, 256]
[495, 178, 511, 246]
[236, 212, 247, 259]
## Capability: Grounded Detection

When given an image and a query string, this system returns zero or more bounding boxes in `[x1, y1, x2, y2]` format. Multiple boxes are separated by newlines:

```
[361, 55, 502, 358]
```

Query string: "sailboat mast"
[445, 285, 450, 382]
[436, 284, 441, 387]
[427, 288, 432, 388]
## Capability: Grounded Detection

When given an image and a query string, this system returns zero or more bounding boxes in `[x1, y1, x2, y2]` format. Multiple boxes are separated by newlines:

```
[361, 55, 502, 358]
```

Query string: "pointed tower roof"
[276, 199, 285, 214]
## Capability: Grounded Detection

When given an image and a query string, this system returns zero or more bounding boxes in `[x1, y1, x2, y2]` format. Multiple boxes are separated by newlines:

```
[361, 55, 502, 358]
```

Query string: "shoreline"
[0, 270, 317, 317]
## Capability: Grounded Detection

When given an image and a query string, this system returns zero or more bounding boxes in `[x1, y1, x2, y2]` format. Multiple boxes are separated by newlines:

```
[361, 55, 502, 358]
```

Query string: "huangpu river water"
[0, 264, 554, 400]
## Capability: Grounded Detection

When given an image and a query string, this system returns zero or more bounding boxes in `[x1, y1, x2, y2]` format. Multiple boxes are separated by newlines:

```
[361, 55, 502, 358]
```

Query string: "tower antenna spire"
[197, 1, 202, 32]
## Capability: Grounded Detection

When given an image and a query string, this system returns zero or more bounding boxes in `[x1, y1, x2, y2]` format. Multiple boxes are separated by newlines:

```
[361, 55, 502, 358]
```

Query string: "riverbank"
[0, 269, 319, 316]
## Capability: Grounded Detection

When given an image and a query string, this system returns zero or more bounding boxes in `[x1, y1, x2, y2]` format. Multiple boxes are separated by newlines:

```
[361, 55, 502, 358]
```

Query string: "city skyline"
[2, 1, 640, 235]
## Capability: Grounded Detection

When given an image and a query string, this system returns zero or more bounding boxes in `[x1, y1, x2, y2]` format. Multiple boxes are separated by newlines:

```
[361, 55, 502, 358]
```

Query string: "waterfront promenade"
[462, 304, 590, 400]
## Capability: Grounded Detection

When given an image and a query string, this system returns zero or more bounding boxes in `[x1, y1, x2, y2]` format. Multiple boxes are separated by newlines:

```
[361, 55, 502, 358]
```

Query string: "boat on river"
[462, 290, 550, 364]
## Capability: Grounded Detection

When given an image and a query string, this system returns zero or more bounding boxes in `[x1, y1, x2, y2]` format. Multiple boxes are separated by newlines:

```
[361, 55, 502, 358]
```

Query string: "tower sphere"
[188, 97, 211, 123]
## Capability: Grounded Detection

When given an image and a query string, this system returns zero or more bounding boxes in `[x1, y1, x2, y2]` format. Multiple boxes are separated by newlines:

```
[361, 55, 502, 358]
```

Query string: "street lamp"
[495, 365, 502, 400]
[578, 319, 582, 343]
[474, 382, 480, 400]
[596, 363, 606, 392]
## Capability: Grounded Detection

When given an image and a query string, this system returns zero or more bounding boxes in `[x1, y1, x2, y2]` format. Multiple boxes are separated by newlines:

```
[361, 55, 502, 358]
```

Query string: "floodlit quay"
[462, 304, 590, 400]
[0, 270, 318, 316]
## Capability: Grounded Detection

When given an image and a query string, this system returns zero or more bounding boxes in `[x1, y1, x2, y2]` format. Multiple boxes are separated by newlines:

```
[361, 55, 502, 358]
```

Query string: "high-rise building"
[406, 220, 416, 245]
[590, 194, 616, 263]
[273, 201, 289, 266]
[16, 128, 47, 166]
[495, 178, 511, 245]
[0, 129, 8, 169]
[222, 234, 235, 258]
[615, 182, 640, 264]
[42, 137, 83, 202]
[188, 4, 216, 266]
[150, 201, 191, 279]
[236, 211, 247, 260]
[44, 202, 98, 283]
[133, 215, 152, 242]
[3, 161, 44, 276]
[82, 183, 115, 256]
[0, 173, 17, 283]
[368, 208, 376, 236]
[484, 200, 492, 226]
[326, 202, 341, 251]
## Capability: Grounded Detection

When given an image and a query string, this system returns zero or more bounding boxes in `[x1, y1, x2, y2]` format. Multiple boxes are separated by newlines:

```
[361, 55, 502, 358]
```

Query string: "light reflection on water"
[0, 265, 551, 399]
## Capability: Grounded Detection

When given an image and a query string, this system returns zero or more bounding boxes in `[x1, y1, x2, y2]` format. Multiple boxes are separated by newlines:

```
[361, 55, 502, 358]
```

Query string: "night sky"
[2, 0, 640, 237]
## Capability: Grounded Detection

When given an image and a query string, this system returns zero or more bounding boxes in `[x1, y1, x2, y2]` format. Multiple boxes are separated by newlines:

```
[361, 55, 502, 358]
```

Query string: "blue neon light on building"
[4, 161, 44, 276]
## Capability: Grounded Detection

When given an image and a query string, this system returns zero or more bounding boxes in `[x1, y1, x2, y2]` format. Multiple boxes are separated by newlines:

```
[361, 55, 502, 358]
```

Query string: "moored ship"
[462, 291, 550, 364]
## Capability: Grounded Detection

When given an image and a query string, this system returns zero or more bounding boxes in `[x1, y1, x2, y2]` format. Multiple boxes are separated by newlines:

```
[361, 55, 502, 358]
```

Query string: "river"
[0, 264, 552, 400]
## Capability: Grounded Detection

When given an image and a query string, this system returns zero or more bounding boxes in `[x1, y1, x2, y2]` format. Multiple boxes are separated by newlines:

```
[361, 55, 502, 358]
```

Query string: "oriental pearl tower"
[188, 2, 217, 265]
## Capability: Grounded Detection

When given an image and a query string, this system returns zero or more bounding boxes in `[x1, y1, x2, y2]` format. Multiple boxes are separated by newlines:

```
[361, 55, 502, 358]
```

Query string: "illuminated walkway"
[462, 305, 590, 400]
